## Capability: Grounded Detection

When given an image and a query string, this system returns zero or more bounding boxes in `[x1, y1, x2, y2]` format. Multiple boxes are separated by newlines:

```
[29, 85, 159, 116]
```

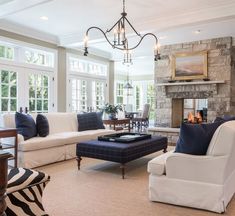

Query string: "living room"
[0, 0, 235, 215]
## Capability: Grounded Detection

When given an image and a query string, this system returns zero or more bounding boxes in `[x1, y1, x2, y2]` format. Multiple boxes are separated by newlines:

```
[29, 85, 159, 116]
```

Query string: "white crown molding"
[0, 19, 59, 45]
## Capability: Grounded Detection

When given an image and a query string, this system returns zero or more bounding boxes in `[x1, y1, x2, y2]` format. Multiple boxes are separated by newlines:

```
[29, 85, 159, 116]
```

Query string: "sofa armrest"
[17, 134, 24, 144]
[166, 153, 228, 184]
[147, 150, 174, 175]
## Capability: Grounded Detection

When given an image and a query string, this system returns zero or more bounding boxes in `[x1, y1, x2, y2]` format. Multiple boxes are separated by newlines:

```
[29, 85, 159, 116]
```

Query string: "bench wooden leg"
[120, 163, 126, 179]
[76, 156, 82, 170]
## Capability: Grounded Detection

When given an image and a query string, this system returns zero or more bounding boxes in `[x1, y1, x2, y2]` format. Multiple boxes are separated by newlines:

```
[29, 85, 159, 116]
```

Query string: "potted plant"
[102, 103, 123, 120]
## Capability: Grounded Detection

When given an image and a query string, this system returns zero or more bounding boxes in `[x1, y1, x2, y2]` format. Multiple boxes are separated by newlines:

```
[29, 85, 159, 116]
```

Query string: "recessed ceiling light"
[194, 30, 201, 34]
[40, 16, 48, 21]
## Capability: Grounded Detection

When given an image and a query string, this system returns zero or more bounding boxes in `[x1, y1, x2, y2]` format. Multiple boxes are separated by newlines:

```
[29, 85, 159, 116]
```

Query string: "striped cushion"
[6, 168, 50, 216]
[36, 114, 49, 137]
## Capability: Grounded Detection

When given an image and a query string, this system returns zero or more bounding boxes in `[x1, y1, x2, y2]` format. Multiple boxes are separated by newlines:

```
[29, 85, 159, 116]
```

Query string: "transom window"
[0, 45, 14, 60]
[24, 49, 54, 67]
[69, 57, 107, 76]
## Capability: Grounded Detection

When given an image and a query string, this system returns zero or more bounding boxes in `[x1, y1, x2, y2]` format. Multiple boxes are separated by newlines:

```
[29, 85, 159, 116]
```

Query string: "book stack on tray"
[98, 132, 151, 143]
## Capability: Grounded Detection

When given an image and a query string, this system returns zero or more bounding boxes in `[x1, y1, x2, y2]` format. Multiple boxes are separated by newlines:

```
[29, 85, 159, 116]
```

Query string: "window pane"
[37, 87, 42, 98]
[10, 85, 16, 97]
[1, 71, 9, 83]
[29, 87, 35, 98]
[10, 72, 17, 84]
[10, 99, 17, 111]
[0, 45, 14, 60]
[1, 99, 8, 111]
[43, 76, 48, 87]
[29, 99, 35, 111]
[1, 85, 9, 97]
[43, 100, 48, 111]
[37, 100, 42, 110]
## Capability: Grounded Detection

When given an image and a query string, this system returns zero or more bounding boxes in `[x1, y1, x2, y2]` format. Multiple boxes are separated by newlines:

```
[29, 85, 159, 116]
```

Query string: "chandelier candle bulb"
[84, 35, 88, 48]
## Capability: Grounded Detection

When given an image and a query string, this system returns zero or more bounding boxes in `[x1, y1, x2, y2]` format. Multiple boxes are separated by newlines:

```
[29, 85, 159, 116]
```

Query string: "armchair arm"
[166, 153, 228, 184]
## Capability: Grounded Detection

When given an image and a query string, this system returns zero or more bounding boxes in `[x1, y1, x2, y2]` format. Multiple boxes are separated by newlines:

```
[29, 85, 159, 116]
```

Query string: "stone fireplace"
[154, 37, 235, 128]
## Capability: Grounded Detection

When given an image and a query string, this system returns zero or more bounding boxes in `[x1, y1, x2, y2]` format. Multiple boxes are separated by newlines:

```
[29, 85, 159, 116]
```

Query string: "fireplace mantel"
[156, 80, 225, 87]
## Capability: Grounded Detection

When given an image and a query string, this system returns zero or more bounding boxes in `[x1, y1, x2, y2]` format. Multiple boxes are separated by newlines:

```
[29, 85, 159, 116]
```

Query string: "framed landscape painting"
[172, 51, 208, 80]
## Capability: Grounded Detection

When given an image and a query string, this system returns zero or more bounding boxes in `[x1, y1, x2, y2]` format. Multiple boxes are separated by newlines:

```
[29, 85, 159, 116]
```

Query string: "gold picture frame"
[172, 51, 208, 80]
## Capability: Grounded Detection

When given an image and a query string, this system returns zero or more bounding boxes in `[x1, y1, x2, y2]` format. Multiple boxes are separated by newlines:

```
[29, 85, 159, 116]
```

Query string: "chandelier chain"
[123, 0, 126, 13]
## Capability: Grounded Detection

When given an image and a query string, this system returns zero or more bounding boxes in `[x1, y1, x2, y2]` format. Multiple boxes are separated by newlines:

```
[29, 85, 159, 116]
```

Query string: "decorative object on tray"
[101, 103, 123, 120]
[172, 51, 208, 80]
[98, 132, 151, 143]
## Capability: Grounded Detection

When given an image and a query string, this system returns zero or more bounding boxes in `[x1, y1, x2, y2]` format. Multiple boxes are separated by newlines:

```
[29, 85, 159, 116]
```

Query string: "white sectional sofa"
[1, 112, 115, 168]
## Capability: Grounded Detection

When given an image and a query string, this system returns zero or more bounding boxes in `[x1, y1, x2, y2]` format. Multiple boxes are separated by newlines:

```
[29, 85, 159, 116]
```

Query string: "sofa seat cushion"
[19, 130, 115, 152]
[53, 129, 115, 145]
[148, 151, 174, 175]
[19, 135, 66, 152]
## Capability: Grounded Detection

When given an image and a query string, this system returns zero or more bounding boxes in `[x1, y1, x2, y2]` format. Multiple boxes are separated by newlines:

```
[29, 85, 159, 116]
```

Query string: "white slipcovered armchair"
[147, 120, 235, 213]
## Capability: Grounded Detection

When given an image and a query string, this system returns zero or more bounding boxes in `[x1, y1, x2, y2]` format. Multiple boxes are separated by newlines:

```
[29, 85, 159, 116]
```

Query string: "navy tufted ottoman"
[76, 135, 167, 179]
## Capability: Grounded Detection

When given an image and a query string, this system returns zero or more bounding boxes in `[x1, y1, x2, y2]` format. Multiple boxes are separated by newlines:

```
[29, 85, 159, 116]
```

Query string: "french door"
[0, 64, 55, 113]
[67, 76, 107, 112]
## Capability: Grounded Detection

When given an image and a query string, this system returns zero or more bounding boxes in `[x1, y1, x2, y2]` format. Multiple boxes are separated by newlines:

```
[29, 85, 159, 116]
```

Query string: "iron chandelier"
[83, 0, 161, 64]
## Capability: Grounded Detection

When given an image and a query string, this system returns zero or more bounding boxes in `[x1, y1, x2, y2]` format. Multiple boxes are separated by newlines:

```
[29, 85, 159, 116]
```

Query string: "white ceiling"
[0, 0, 235, 75]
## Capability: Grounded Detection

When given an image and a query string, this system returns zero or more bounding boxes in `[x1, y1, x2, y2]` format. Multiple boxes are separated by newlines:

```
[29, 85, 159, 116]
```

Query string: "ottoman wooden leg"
[76, 156, 82, 170]
[163, 148, 167, 153]
[120, 164, 126, 179]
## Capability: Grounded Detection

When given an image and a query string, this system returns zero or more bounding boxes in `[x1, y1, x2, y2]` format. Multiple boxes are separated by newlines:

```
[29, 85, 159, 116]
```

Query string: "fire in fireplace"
[186, 111, 203, 124]
[172, 98, 208, 127]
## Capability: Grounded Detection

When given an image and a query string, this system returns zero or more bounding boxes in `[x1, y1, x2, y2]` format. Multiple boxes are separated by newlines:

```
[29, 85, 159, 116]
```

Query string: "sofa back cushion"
[43, 112, 78, 134]
[15, 112, 37, 140]
[207, 121, 235, 156]
[1, 112, 79, 135]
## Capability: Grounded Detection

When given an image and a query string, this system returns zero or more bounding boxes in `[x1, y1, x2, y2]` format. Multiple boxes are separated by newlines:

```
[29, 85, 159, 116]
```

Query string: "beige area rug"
[40, 151, 235, 216]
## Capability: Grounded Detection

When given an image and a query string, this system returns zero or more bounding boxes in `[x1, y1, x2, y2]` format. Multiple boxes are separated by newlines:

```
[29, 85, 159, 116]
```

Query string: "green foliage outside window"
[0, 45, 14, 60]
[0, 70, 17, 112]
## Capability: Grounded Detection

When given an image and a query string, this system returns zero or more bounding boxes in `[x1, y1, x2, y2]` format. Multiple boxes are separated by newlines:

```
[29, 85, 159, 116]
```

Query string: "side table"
[0, 128, 18, 168]
[0, 150, 12, 216]
[103, 118, 131, 132]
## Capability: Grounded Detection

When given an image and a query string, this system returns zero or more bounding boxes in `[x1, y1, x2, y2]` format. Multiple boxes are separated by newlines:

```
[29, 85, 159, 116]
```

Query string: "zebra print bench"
[6, 168, 50, 216]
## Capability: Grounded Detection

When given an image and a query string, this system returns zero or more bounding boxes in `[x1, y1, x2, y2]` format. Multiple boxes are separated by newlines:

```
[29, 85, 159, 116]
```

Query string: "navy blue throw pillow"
[214, 115, 235, 122]
[77, 112, 99, 131]
[15, 112, 37, 140]
[175, 121, 223, 155]
[36, 114, 49, 137]
[96, 111, 105, 129]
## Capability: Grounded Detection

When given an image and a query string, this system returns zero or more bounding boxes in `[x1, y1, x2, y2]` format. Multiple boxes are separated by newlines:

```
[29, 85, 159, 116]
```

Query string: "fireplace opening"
[172, 98, 208, 128]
